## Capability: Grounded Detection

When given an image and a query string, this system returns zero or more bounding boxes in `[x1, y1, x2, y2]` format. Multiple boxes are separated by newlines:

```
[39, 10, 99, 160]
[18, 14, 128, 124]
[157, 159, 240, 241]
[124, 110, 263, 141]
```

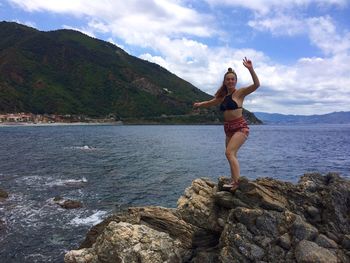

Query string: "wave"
[25, 253, 52, 262]
[46, 177, 88, 187]
[69, 210, 107, 226]
[65, 145, 97, 151]
[13, 174, 88, 188]
[15, 175, 44, 185]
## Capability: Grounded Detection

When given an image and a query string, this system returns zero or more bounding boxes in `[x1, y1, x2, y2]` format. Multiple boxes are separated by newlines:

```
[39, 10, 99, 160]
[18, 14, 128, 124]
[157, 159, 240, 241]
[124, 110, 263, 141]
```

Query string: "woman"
[193, 57, 260, 191]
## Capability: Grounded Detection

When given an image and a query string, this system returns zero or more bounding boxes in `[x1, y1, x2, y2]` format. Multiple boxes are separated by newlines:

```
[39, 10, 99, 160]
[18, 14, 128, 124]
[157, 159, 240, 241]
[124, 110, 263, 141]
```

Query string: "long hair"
[215, 68, 237, 98]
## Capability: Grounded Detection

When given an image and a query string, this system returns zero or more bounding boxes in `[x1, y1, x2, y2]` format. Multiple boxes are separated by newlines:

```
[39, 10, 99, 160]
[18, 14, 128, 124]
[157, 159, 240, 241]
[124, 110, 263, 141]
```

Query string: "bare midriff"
[223, 109, 243, 122]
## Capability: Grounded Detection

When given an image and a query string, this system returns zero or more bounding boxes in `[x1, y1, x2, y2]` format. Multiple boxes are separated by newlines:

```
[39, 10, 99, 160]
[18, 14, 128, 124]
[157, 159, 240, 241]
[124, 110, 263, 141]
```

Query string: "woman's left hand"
[243, 57, 253, 69]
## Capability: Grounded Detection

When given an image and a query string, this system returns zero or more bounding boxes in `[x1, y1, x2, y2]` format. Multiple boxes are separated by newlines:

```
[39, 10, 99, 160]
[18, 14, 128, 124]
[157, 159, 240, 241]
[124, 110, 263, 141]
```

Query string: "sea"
[0, 123, 349, 262]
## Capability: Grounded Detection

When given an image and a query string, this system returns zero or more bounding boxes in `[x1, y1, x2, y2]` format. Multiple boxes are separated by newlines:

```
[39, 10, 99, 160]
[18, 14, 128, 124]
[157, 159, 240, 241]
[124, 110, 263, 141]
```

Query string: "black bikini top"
[220, 94, 242, 111]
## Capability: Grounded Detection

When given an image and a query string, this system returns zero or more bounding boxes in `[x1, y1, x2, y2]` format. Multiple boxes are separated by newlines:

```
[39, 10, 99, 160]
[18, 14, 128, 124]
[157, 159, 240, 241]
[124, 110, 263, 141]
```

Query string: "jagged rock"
[220, 222, 265, 262]
[234, 178, 288, 212]
[65, 221, 184, 263]
[64, 173, 350, 263]
[53, 197, 82, 209]
[61, 200, 83, 209]
[214, 191, 249, 209]
[326, 231, 340, 243]
[295, 240, 337, 263]
[305, 205, 321, 222]
[315, 234, 338, 248]
[341, 234, 350, 249]
[278, 233, 292, 250]
[131, 206, 198, 248]
[291, 215, 319, 242]
[189, 248, 219, 263]
[177, 178, 221, 232]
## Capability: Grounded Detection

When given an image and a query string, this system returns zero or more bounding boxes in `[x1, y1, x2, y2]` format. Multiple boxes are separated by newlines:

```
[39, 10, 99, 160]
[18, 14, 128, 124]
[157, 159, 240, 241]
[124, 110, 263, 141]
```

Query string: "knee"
[225, 150, 236, 159]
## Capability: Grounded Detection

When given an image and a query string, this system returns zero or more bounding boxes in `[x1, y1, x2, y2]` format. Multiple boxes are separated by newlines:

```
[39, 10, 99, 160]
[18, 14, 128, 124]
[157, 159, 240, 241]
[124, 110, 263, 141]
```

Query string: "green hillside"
[0, 21, 261, 124]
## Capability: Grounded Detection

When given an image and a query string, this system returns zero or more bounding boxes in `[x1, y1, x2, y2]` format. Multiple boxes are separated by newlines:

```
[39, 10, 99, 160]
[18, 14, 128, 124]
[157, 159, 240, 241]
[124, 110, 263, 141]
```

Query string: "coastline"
[64, 173, 350, 263]
[0, 121, 123, 127]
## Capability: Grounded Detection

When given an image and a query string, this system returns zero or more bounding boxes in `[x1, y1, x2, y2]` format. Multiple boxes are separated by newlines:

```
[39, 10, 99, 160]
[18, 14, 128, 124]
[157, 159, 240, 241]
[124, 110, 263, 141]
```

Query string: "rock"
[79, 205, 216, 250]
[65, 221, 184, 263]
[64, 173, 350, 263]
[220, 222, 265, 262]
[291, 215, 318, 242]
[326, 231, 340, 243]
[0, 188, 8, 200]
[254, 235, 272, 248]
[315, 234, 338, 248]
[306, 205, 319, 217]
[295, 240, 337, 263]
[341, 234, 350, 249]
[214, 191, 248, 209]
[60, 200, 82, 209]
[53, 197, 82, 209]
[233, 179, 287, 212]
[190, 249, 219, 263]
[302, 173, 350, 235]
[255, 211, 280, 237]
[305, 205, 321, 222]
[177, 178, 221, 232]
[134, 206, 197, 248]
[278, 233, 292, 250]
[299, 179, 318, 192]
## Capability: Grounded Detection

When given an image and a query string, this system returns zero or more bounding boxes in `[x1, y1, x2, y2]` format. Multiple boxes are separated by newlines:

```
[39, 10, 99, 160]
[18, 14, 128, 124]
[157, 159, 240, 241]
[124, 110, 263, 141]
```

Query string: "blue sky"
[1, 0, 350, 115]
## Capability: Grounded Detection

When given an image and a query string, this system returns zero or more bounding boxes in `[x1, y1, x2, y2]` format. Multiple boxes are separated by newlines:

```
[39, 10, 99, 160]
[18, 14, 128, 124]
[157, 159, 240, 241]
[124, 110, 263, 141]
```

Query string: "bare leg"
[225, 132, 247, 187]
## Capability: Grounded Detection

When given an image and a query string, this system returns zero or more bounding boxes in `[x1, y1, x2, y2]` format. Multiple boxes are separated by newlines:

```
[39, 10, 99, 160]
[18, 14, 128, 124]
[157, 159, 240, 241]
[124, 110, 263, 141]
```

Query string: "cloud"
[7, 0, 350, 114]
[11, 19, 36, 28]
[141, 32, 350, 115]
[8, 0, 217, 40]
[248, 14, 350, 57]
[141, 43, 268, 94]
[248, 14, 306, 36]
[204, 0, 348, 15]
[307, 16, 350, 56]
[207, 0, 350, 57]
[251, 53, 350, 114]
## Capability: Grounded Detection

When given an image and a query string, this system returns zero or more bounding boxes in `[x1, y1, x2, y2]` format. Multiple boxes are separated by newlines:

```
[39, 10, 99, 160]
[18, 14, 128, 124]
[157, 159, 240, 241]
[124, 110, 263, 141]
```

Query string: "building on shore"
[0, 113, 34, 123]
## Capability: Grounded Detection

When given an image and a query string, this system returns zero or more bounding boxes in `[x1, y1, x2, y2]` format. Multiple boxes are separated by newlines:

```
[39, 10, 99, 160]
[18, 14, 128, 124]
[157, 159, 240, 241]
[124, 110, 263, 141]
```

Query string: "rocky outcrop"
[64, 173, 350, 263]
[53, 197, 83, 209]
[0, 188, 9, 201]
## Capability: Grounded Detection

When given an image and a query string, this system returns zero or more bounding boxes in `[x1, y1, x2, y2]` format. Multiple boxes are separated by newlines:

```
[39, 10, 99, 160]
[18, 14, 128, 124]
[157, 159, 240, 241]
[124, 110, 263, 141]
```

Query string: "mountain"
[254, 111, 350, 124]
[0, 21, 261, 124]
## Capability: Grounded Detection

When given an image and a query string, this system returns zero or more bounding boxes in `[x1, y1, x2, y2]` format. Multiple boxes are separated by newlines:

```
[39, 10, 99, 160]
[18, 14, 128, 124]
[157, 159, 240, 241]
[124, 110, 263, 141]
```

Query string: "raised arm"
[240, 57, 260, 97]
[193, 97, 222, 108]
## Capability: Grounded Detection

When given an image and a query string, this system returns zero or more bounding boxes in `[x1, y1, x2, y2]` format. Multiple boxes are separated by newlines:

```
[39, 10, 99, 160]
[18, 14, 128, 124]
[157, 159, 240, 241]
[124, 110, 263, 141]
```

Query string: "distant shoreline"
[0, 121, 224, 127]
[0, 122, 122, 127]
[1, 122, 349, 127]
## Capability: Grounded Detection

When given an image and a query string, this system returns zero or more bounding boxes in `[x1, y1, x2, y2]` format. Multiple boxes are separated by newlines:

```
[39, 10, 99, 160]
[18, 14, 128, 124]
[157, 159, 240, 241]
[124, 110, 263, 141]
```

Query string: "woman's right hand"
[193, 102, 202, 108]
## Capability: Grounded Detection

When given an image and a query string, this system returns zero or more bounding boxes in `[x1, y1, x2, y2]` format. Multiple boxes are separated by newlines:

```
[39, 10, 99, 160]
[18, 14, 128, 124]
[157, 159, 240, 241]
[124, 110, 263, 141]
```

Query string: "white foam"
[25, 253, 51, 262]
[5, 198, 49, 228]
[46, 177, 88, 187]
[67, 145, 96, 151]
[69, 210, 107, 226]
[15, 175, 44, 185]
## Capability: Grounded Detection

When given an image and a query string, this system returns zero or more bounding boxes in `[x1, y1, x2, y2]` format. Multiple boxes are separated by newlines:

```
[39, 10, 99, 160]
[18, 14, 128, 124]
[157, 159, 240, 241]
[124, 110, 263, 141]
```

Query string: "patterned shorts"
[224, 116, 249, 138]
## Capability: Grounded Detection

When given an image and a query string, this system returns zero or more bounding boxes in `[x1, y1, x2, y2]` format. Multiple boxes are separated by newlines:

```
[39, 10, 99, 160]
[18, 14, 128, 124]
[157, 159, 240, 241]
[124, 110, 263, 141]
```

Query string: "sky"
[1, 0, 350, 115]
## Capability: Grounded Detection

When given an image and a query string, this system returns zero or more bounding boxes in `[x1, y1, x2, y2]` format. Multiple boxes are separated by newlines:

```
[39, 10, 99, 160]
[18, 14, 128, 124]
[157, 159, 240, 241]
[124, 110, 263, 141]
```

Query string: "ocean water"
[0, 124, 349, 262]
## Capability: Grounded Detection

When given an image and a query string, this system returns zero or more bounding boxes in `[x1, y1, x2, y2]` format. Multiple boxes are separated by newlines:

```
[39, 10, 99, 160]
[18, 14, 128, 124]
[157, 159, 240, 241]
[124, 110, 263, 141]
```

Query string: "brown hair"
[214, 68, 237, 98]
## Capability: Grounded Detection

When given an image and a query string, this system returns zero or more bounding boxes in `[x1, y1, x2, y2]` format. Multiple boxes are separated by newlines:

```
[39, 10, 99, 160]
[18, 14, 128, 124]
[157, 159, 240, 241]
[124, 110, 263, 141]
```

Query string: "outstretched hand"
[243, 57, 253, 69]
[193, 102, 201, 108]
